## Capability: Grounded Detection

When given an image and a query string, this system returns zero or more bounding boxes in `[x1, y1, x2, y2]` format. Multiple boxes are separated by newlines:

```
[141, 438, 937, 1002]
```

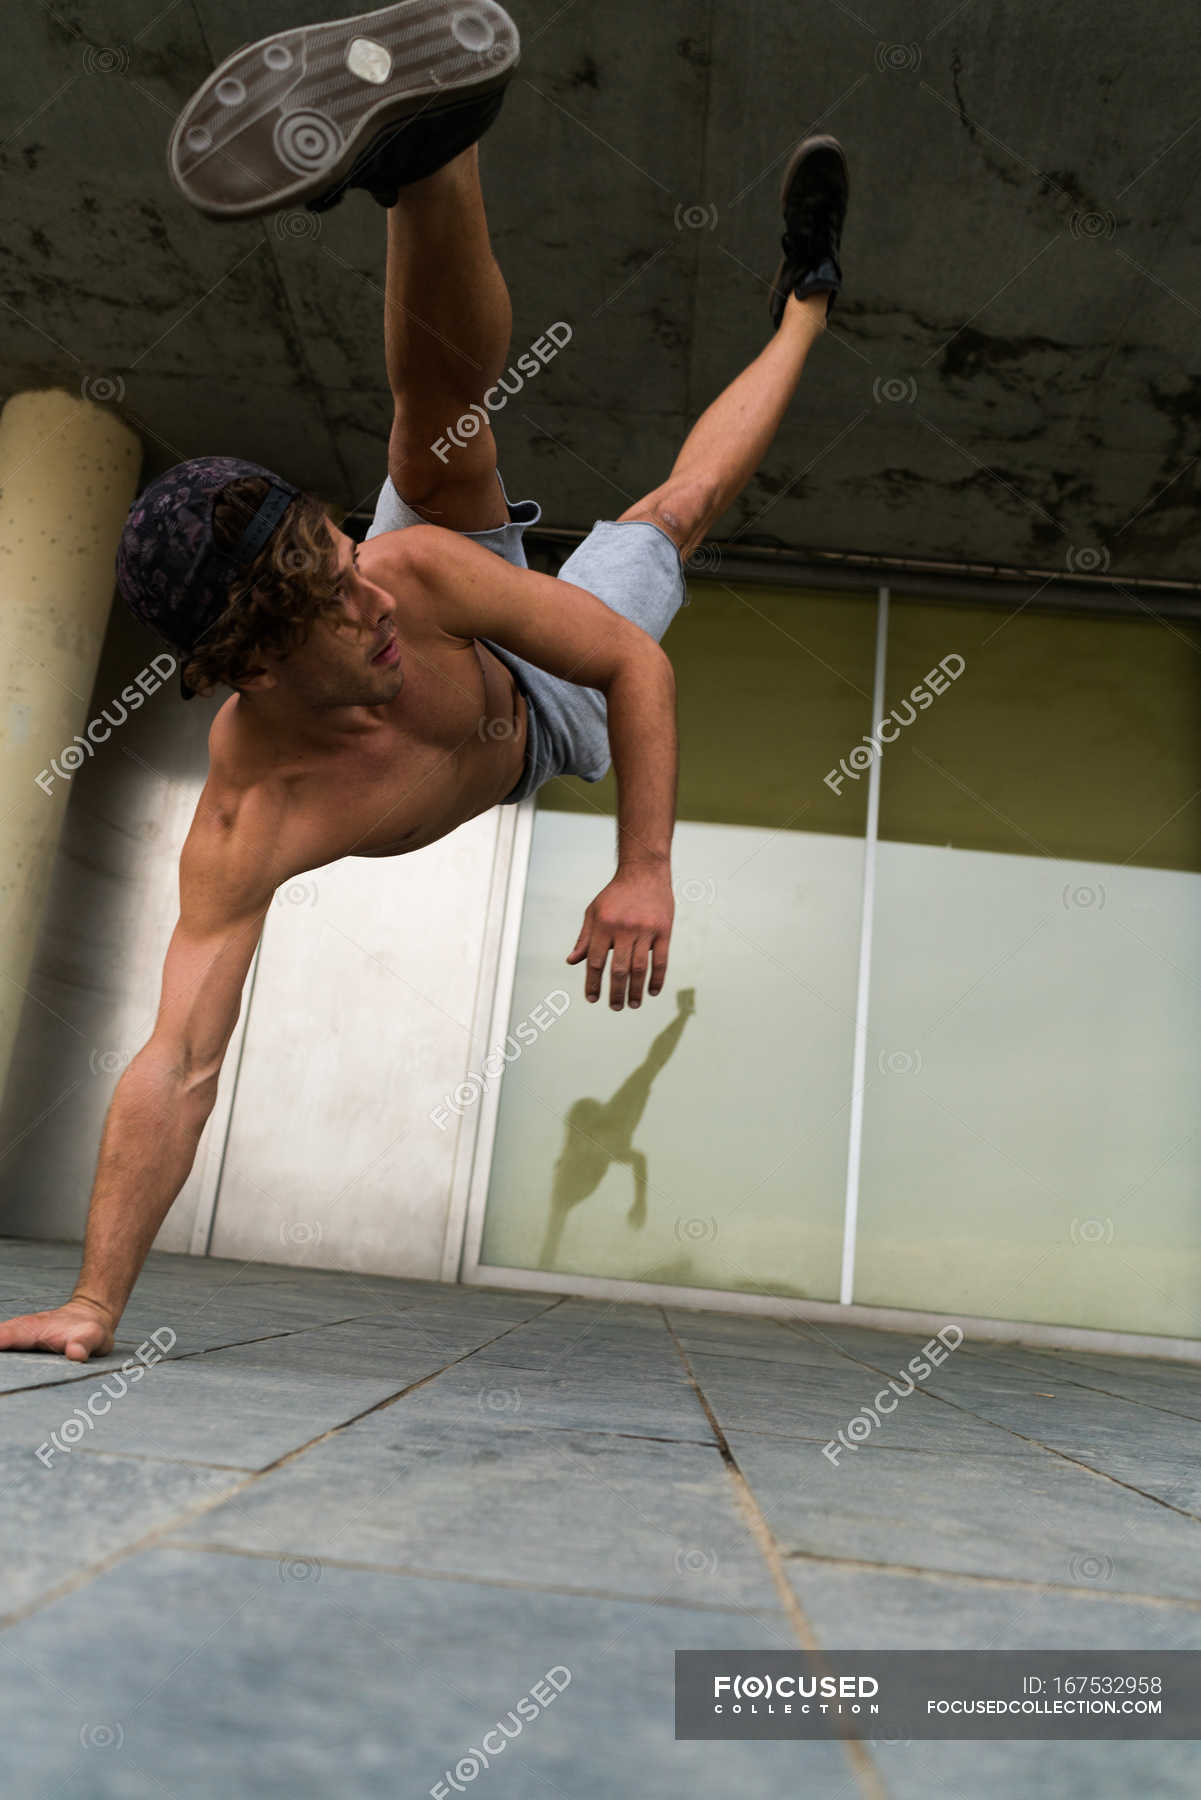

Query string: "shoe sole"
[769, 132, 849, 323]
[168, 0, 520, 220]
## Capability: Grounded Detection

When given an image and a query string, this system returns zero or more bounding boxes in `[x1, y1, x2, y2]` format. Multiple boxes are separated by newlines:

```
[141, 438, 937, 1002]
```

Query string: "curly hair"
[180, 476, 351, 696]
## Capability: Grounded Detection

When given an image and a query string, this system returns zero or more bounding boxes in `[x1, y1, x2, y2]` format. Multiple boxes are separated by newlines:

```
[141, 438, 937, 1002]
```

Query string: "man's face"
[253, 522, 404, 710]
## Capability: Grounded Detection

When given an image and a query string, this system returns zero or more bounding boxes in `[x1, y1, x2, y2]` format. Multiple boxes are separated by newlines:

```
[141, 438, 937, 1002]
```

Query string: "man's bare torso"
[199, 532, 529, 883]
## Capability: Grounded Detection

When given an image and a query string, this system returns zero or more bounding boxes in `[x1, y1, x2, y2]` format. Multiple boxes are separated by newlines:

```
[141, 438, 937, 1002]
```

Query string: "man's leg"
[616, 289, 829, 560]
[383, 143, 514, 532]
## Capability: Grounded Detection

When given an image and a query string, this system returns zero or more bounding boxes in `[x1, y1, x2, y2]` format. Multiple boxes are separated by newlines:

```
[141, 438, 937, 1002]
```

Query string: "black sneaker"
[768, 134, 849, 328]
[167, 0, 519, 221]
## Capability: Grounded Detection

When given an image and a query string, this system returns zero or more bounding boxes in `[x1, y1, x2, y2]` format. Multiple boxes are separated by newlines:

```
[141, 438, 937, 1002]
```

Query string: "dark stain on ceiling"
[2, 0, 1201, 578]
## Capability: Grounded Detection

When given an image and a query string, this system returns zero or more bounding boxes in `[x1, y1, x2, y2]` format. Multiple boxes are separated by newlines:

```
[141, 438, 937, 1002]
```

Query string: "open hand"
[566, 865, 674, 1010]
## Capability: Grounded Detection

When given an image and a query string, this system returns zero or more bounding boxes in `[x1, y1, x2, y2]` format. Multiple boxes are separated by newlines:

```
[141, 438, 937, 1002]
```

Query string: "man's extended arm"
[410, 525, 679, 1008]
[565, 646, 677, 1008]
[0, 795, 276, 1360]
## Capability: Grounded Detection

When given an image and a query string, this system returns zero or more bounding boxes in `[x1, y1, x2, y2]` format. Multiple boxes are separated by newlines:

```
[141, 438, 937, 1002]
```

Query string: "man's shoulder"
[365, 522, 443, 590]
[180, 706, 300, 922]
[365, 524, 475, 641]
[388, 522, 541, 647]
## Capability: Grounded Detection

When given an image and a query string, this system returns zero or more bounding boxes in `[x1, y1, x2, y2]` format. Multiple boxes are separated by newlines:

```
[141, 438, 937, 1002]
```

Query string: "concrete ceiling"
[5, 0, 1201, 579]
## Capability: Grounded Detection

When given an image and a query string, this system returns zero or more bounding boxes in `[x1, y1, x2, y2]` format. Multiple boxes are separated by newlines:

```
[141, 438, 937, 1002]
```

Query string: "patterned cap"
[115, 456, 301, 699]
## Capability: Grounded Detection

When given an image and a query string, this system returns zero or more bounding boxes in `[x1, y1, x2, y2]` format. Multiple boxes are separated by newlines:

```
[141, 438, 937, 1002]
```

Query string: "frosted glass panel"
[855, 841, 1201, 1335]
[479, 810, 864, 1300]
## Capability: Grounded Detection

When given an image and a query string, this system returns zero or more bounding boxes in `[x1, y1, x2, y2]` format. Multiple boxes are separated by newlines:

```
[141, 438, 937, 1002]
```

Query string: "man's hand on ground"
[0, 1299, 117, 1362]
[566, 865, 674, 1010]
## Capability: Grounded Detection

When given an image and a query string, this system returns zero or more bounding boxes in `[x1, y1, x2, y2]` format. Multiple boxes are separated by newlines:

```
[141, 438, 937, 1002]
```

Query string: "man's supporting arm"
[65, 1037, 234, 1347]
[0, 797, 276, 1359]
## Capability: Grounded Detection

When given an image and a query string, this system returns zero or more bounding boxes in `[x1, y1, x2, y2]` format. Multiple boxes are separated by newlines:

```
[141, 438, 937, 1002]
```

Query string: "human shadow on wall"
[537, 988, 695, 1270]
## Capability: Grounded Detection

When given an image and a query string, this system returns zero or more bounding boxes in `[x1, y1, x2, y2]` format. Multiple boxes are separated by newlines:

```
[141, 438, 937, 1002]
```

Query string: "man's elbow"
[604, 633, 675, 695]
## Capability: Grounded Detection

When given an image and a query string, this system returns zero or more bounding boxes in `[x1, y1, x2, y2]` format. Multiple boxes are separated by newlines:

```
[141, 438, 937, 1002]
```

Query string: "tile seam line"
[0, 1297, 570, 1397]
[709, 1429, 1037, 1456]
[958, 1354, 1201, 1428]
[781, 1324, 1201, 1523]
[662, 1309, 887, 1800]
[32, 1448, 259, 1473]
[782, 1546, 1201, 1611]
[149, 1540, 793, 1613]
[50, 1424, 720, 1470]
[0, 1308, 558, 1634]
[0, 1311, 446, 1396]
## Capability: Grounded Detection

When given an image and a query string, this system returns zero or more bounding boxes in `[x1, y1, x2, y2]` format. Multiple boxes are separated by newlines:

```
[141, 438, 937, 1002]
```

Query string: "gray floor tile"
[788, 1560, 1201, 1648]
[539, 1300, 672, 1331]
[787, 1324, 968, 1366]
[267, 1291, 559, 1327]
[307, 1315, 532, 1363]
[684, 1349, 881, 1389]
[0, 1316, 377, 1387]
[377, 1356, 714, 1443]
[0, 1238, 81, 1264]
[0, 1548, 844, 1798]
[726, 1431, 1201, 1600]
[883, 1740, 1201, 1798]
[491, 1315, 673, 1345]
[1040, 1438, 1201, 1517]
[669, 1325, 860, 1371]
[786, 1564, 1201, 1798]
[690, 1354, 1030, 1455]
[4, 1239, 1199, 1798]
[918, 1377, 1201, 1509]
[0, 1352, 136, 1395]
[467, 1312, 682, 1374]
[468, 1336, 687, 1378]
[663, 1308, 802, 1335]
[0, 1328, 465, 1470]
[166, 1414, 778, 1609]
[1003, 1350, 1201, 1422]
[0, 1449, 241, 1613]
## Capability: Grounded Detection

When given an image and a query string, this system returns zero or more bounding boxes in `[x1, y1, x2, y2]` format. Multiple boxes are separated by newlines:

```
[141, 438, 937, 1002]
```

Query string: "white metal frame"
[457, 796, 536, 1284]
[440, 800, 533, 1282]
[839, 584, 888, 1303]
[455, 586, 1200, 1363]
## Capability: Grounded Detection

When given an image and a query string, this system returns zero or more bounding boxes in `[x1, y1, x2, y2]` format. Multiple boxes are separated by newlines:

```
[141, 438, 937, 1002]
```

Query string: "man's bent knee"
[388, 415, 505, 531]
[617, 476, 719, 556]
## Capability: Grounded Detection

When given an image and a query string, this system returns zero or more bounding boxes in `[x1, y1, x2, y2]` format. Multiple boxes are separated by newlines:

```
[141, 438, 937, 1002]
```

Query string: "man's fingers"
[581, 935, 666, 1008]
[575, 911, 671, 1009]
[0, 1313, 45, 1351]
[584, 940, 610, 1002]
[608, 953, 632, 1011]
[626, 938, 653, 1009]
[586, 961, 608, 1003]
[565, 915, 591, 965]
[648, 932, 671, 996]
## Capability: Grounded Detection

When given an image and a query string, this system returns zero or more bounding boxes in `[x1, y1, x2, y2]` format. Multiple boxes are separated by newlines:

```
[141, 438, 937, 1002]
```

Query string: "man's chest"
[290, 635, 525, 862]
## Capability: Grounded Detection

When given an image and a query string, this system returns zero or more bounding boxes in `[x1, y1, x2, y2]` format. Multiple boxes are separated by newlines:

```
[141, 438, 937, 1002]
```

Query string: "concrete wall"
[0, 573, 517, 1285]
[3, 1, 1201, 576]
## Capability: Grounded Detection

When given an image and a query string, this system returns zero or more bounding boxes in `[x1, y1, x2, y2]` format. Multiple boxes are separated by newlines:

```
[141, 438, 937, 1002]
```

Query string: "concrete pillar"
[0, 387, 142, 1097]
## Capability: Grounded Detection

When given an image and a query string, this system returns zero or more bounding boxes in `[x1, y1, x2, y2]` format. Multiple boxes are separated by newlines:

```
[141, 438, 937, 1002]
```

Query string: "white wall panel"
[207, 810, 506, 1280]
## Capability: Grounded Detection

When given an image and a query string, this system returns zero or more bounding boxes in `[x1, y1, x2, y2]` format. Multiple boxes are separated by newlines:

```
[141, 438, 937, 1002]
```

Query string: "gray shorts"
[364, 472, 687, 803]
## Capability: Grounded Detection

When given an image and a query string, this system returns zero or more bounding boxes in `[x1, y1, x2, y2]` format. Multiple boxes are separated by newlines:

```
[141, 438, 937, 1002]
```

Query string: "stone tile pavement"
[2, 1238, 1198, 1797]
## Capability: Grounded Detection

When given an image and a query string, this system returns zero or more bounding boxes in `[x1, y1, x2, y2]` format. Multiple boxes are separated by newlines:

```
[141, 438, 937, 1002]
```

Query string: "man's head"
[115, 456, 403, 712]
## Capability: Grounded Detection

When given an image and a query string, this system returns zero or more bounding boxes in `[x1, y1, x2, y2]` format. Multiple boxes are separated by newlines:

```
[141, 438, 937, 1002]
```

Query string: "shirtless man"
[0, 1, 848, 1361]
